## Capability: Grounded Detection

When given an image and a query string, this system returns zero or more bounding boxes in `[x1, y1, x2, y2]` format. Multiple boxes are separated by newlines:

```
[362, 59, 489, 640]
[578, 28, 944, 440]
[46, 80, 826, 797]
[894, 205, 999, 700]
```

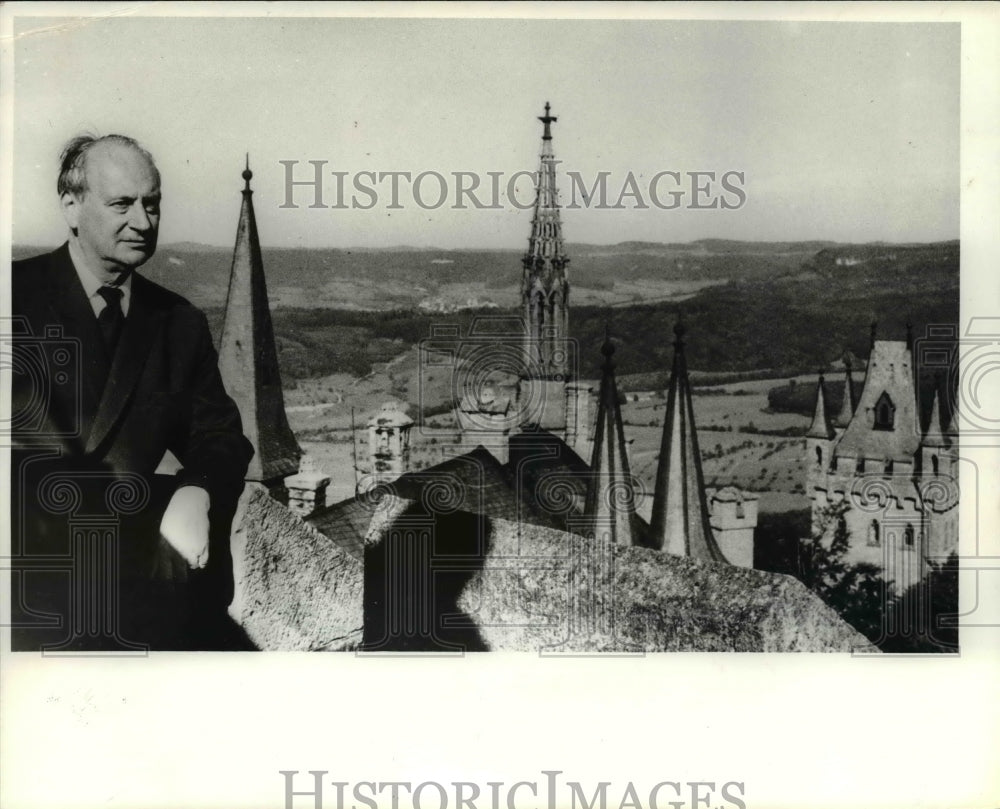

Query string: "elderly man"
[11, 135, 254, 651]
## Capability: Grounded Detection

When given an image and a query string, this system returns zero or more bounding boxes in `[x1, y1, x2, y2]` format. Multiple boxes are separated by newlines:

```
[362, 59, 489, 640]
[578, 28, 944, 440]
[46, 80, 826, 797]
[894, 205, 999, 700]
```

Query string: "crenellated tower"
[522, 102, 570, 381]
[807, 324, 959, 592]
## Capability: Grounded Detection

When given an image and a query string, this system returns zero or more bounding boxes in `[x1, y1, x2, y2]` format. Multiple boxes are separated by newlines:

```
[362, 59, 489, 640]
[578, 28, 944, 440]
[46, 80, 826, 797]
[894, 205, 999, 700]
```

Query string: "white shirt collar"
[67, 241, 133, 317]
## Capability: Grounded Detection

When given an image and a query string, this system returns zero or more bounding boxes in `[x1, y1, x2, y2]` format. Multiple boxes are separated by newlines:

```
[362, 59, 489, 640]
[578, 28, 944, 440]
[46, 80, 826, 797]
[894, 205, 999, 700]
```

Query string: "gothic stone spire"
[218, 158, 301, 489]
[522, 101, 570, 380]
[583, 329, 639, 546]
[649, 324, 726, 562]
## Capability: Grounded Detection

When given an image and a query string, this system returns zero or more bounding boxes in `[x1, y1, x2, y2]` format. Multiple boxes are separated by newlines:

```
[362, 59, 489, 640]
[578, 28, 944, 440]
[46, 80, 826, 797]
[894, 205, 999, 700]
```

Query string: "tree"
[797, 502, 890, 643]
[878, 552, 959, 653]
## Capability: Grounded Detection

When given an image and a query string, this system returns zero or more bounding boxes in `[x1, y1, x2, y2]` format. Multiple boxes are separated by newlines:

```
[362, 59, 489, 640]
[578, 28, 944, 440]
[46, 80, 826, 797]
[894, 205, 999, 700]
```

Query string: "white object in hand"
[159, 485, 211, 569]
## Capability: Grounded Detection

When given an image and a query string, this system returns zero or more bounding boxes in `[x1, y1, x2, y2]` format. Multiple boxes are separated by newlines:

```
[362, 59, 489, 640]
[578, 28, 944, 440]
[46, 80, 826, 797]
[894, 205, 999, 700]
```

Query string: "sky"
[12, 14, 959, 249]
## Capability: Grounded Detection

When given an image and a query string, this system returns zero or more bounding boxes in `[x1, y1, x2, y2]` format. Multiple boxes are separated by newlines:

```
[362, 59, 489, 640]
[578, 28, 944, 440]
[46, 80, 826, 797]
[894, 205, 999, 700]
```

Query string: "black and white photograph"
[1, 3, 997, 808]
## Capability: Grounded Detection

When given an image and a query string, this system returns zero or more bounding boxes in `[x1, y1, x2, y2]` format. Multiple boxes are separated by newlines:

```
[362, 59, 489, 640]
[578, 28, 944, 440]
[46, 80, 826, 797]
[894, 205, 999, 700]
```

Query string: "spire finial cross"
[538, 101, 557, 140]
[242, 153, 253, 190]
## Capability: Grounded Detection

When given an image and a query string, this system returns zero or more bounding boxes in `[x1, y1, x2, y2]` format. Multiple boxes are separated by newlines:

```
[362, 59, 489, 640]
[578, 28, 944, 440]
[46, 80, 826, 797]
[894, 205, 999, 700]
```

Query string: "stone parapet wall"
[228, 488, 874, 653]
[229, 485, 363, 650]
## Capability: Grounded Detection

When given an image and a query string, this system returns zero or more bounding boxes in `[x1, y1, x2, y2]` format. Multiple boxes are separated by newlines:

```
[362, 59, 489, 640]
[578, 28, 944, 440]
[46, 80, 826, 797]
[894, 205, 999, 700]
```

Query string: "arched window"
[874, 392, 896, 430]
[904, 523, 915, 549]
[815, 446, 823, 468]
[885, 459, 894, 476]
[867, 520, 880, 547]
[931, 454, 939, 476]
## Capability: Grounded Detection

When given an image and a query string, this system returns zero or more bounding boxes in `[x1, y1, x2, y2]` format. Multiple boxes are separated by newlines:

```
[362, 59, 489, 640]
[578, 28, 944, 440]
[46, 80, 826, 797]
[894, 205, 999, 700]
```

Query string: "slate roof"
[305, 496, 374, 560]
[506, 424, 590, 529]
[307, 447, 567, 557]
[836, 341, 921, 462]
[390, 446, 547, 525]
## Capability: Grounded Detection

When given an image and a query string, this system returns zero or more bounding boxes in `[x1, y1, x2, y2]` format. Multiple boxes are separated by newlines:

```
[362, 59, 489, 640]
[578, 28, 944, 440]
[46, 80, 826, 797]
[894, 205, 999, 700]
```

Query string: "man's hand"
[159, 485, 211, 569]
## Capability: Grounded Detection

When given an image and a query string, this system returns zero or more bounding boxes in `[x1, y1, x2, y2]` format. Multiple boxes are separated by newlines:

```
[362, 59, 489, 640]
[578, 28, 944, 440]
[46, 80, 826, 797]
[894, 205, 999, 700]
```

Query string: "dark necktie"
[96, 286, 125, 352]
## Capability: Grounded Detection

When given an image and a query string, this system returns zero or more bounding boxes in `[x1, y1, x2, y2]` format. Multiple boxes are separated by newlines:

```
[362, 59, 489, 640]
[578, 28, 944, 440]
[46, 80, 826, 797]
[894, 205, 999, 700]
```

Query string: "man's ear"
[60, 192, 80, 235]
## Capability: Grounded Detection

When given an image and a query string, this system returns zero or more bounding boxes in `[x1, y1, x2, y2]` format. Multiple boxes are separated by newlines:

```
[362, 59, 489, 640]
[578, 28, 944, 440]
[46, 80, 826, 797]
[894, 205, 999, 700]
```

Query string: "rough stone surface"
[364, 495, 875, 653]
[229, 485, 362, 650]
[449, 516, 875, 653]
[228, 488, 874, 653]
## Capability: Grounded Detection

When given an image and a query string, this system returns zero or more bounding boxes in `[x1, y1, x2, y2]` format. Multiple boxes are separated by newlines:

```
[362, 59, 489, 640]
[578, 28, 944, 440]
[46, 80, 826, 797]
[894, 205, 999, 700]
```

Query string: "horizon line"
[12, 236, 962, 252]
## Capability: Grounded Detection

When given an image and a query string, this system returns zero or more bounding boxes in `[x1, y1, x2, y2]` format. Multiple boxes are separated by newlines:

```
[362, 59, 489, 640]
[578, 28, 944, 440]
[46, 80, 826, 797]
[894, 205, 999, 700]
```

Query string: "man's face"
[62, 142, 161, 279]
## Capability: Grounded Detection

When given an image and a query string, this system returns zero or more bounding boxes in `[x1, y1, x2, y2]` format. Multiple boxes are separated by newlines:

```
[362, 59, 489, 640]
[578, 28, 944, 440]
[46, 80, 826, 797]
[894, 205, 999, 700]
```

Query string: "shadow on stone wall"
[228, 486, 876, 653]
[362, 502, 491, 652]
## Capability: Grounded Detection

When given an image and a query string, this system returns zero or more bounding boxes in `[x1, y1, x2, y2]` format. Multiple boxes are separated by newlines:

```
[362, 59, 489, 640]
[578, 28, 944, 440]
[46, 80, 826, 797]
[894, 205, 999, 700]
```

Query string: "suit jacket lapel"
[42, 245, 108, 439]
[85, 274, 165, 454]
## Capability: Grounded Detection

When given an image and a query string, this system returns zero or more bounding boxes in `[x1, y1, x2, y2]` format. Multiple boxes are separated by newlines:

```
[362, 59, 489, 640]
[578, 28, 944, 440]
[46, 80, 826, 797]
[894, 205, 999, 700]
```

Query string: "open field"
[287, 359, 818, 513]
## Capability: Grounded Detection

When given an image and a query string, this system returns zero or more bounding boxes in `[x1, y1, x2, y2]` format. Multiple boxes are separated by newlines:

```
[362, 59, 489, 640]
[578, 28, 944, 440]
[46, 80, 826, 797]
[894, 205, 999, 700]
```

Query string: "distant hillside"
[14, 239, 958, 387]
[13, 238, 953, 312]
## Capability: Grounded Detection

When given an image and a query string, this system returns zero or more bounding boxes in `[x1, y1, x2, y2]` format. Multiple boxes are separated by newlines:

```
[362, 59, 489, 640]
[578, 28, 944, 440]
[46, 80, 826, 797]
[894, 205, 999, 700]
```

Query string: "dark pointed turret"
[943, 398, 959, 440]
[583, 329, 638, 546]
[922, 385, 948, 449]
[522, 101, 570, 380]
[833, 358, 856, 431]
[808, 372, 836, 440]
[649, 324, 726, 562]
[218, 158, 301, 490]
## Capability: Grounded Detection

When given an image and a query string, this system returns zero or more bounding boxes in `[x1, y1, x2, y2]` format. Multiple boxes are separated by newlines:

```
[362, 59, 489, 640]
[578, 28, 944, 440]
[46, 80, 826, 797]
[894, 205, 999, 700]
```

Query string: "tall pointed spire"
[218, 158, 301, 490]
[522, 101, 570, 380]
[583, 328, 638, 546]
[808, 372, 836, 439]
[833, 359, 856, 430]
[649, 324, 726, 562]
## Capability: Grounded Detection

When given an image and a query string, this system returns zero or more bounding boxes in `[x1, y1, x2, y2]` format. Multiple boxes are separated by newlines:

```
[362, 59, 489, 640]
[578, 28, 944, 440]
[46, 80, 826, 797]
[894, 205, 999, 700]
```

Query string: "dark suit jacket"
[11, 244, 254, 650]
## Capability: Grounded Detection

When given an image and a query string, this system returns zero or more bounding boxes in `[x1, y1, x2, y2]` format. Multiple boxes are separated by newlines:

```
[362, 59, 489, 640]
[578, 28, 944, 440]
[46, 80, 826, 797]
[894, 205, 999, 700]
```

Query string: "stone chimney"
[285, 454, 331, 517]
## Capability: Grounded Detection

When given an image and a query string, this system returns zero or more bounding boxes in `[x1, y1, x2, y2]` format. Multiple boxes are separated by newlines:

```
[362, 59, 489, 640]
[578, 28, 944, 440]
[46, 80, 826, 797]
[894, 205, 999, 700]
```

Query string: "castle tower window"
[855, 457, 865, 474]
[885, 459, 894, 476]
[873, 392, 896, 430]
[904, 523, 915, 549]
[815, 446, 823, 468]
[932, 454, 939, 476]
[867, 520, 880, 547]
